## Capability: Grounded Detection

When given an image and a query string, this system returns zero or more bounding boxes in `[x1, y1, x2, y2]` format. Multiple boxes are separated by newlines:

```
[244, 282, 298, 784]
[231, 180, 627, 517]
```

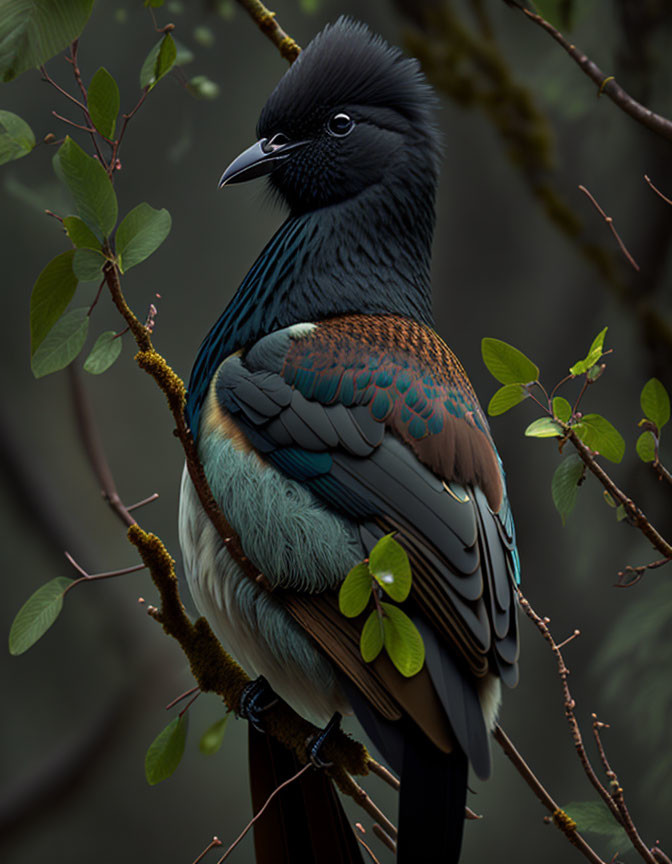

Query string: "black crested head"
[253, 17, 441, 214]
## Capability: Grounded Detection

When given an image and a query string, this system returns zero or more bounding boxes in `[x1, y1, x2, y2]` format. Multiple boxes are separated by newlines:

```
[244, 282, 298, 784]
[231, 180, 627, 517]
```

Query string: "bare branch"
[508, 4, 672, 143]
[578, 185, 640, 271]
[67, 365, 136, 527]
[215, 764, 312, 862]
[191, 837, 222, 864]
[644, 175, 672, 207]
[493, 725, 606, 864]
[517, 592, 660, 864]
[566, 427, 672, 559]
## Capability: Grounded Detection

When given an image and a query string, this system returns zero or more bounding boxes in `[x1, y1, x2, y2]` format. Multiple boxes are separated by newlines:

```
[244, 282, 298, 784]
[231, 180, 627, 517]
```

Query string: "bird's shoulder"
[213, 313, 503, 512]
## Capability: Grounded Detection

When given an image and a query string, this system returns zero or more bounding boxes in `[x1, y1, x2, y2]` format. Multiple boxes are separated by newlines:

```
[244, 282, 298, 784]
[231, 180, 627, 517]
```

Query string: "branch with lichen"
[234, 0, 301, 63]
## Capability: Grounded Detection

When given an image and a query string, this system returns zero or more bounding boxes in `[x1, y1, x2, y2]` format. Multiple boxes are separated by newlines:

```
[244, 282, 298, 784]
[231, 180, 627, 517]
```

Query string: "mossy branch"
[99, 256, 370, 791]
[235, 0, 301, 64]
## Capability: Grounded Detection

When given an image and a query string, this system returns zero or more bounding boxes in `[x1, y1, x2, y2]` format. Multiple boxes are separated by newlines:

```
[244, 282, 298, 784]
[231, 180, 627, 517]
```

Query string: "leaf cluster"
[338, 534, 425, 678]
[482, 330, 670, 524]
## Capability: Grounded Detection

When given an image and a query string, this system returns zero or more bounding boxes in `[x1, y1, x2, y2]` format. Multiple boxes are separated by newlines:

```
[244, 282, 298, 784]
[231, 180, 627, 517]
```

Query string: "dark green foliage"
[8, 577, 73, 655]
[145, 715, 189, 785]
[83, 331, 122, 375]
[551, 454, 584, 523]
[0, 0, 94, 82]
[31, 306, 89, 378]
[0, 109, 35, 164]
[140, 33, 177, 89]
[87, 67, 120, 138]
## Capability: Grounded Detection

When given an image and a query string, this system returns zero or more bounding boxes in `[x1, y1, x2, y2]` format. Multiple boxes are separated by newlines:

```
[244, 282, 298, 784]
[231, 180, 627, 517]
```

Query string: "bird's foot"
[238, 676, 279, 733]
[306, 712, 342, 769]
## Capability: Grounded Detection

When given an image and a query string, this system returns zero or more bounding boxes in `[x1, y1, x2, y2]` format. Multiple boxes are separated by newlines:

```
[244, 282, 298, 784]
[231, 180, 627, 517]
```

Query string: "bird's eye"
[327, 113, 355, 138]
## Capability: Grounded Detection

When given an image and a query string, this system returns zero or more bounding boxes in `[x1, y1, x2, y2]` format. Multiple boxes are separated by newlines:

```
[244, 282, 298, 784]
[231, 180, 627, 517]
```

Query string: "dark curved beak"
[218, 137, 308, 188]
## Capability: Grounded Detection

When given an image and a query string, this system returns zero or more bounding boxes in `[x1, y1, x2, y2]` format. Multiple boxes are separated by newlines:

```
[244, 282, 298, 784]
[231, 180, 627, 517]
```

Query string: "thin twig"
[127, 492, 160, 511]
[62, 553, 145, 597]
[508, 4, 672, 143]
[40, 65, 87, 111]
[578, 185, 640, 271]
[371, 824, 397, 855]
[517, 592, 658, 864]
[234, 0, 301, 63]
[591, 717, 659, 863]
[338, 775, 397, 843]
[109, 88, 150, 178]
[367, 757, 399, 790]
[191, 837, 222, 864]
[566, 427, 672, 559]
[165, 685, 200, 711]
[67, 365, 136, 527]
[615, 557, 671, 588]
[51, 111, 96, 134]
[644, 175, 672, 207]
[653, 460, 672, 487]
[493, 725, 606, 864]
[215, 764, 312, 862]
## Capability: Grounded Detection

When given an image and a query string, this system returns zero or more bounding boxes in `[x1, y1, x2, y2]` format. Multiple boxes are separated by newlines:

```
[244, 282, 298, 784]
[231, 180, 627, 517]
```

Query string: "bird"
[179, 17, 520, 864]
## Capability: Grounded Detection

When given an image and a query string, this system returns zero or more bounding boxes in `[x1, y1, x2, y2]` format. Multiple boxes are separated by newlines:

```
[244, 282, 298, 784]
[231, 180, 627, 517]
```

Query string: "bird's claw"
[306, 712, 342, 769]
[238, 676, 278, 733]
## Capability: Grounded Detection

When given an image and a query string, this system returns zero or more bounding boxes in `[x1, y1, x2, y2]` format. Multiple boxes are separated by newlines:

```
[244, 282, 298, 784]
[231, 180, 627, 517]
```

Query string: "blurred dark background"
[1, 1, 671, 861]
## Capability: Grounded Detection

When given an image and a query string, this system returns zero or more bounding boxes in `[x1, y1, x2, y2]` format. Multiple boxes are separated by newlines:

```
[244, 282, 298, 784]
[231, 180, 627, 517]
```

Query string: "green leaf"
[87, 67, 120, 139]
[63, 215, 101, 250]
[116, 203, 172, 272]
[524, 417, 563, 438]
[145, 714, 188, 785]
[31, 306, 89, 378]
[199, 715, 229, 755]
[360, 610, 384, 663]
[58, 137, 117, 238]
[9, 576, 73, 655]
[569, 327, 608, 375]
[338, 562, 371, 618]
[0, 0, 94, 82]
[487, 383, 527, 416]
[73, 247, 105, 281]
[381, 603, 425, 677]
[30, 250, 78, 354]
[574, 414, 625, 463]
[369, 534, 411, 603]
[188, 74, 220, 100]
[552, 396, 572, 423]
[83, 331, 122, 375]
[0, 109, 35, 164]
[551, 453, 583, 524]
[481, 338, 539, 385]
[563, 801, 629, 852]
[641, 378, 670, 430]
[615, 504, 627, 522]
[140, 32, 177, 89]
[636, 430, 656, 463]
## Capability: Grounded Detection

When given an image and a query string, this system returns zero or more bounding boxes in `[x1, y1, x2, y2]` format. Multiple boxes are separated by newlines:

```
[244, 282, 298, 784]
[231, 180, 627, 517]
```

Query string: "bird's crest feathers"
[258, 17, 437, 138]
